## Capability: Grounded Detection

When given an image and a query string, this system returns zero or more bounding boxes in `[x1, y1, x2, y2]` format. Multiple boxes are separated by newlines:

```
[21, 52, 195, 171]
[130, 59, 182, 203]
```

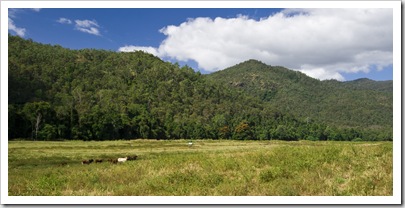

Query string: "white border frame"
[1, 1, 401, 205]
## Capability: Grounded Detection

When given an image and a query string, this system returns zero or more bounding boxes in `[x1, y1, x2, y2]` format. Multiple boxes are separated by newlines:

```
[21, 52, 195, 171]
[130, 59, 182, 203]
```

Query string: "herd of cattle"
[82, 155, 138, 165]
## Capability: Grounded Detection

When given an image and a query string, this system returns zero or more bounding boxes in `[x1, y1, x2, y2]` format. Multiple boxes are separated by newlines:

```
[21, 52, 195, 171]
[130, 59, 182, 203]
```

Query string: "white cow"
[117, 157, 128, 163]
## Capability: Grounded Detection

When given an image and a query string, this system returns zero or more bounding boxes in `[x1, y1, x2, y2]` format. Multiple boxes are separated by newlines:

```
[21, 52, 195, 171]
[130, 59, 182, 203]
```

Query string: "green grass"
[8, 139, 392, 196]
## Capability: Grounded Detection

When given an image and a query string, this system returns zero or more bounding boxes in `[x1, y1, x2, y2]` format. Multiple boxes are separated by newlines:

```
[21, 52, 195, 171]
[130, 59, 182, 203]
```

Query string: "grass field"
[8, 139, 392, 196]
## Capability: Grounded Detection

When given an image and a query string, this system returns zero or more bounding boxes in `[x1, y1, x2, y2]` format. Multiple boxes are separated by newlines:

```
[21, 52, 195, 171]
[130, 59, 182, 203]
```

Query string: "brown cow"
[108, 158, 118, 164]
[82, 159, 94, 165]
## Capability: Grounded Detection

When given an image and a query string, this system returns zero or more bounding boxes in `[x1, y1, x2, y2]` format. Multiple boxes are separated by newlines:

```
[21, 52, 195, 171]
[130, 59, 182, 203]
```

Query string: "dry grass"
[8, 139, 392, 196]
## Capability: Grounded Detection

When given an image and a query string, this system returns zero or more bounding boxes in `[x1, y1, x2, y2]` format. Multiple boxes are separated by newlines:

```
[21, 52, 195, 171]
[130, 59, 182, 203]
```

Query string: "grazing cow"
[108, 158, 118, 164]
[127, 155, 138, 161]
[95, 159, 103, 163]
[82, 159, 94, 165]
[117, 157, 128, 163]
[188, 141, 193, 147]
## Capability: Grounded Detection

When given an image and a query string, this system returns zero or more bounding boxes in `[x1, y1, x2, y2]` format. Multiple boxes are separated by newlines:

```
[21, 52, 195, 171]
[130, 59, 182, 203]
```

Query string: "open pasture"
[8, 140, 392, 196]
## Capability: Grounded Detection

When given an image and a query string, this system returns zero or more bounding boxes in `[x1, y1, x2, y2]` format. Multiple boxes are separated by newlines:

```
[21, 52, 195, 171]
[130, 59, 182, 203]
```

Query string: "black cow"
[82, 159, 94, 165]
[127, 155, 138, 161]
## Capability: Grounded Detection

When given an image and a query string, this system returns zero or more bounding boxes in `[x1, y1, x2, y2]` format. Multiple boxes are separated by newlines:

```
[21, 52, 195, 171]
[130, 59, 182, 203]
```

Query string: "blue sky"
[8, 8, 393, 81]
[9, 9, 281, 51]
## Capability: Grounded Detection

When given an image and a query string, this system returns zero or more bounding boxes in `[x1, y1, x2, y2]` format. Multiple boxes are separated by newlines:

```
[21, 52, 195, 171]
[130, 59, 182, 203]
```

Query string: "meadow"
[8, 139, 392, 196]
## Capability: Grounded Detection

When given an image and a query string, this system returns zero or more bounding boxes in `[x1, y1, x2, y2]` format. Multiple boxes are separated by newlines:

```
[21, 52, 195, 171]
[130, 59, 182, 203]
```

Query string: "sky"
[7, 8, 394, 81]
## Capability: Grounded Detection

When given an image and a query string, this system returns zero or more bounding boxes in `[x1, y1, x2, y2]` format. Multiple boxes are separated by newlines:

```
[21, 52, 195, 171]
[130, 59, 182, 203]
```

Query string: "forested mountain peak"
[351, 78, 372, 82]
[8, 35, 392, 141]
[211, 58, 320, 87]
[232, 59, 268, 68]
[207, 58, 392, 130]
[341, 78, 393, 92]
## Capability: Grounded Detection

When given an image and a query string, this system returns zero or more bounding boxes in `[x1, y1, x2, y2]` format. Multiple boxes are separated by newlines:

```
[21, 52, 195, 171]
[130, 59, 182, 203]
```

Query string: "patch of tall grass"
[8, 140, 392, 196]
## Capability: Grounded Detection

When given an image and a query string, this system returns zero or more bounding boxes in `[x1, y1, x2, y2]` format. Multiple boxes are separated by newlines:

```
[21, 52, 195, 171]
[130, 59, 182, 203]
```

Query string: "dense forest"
[8, 35, 393, 141]
[207, 60, 393, 129]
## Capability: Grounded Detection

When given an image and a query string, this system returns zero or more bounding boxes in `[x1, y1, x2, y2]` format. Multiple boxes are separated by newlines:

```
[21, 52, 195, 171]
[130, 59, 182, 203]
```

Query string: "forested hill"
[335, 78, 393, 93]
[8, 35, 392, 141]
[207, 60, 392, 129]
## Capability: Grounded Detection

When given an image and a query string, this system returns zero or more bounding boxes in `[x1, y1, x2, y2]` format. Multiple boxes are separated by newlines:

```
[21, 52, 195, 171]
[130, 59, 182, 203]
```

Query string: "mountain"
[8, 35, 392, 141]
[339, 78, 393, 92]
[206, 59, 393, 129]
[8, 35, 269, 141]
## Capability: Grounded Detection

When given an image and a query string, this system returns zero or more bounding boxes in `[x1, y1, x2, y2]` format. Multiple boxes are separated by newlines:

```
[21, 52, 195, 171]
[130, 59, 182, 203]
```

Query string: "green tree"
[22, 102, 52, 140]
[234, 121, 253, 140]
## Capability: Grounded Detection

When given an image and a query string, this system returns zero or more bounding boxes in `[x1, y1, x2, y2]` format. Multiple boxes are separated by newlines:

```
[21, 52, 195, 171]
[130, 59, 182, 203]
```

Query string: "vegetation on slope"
[8, 35, 392, 141]
[207, 60, 392, 134]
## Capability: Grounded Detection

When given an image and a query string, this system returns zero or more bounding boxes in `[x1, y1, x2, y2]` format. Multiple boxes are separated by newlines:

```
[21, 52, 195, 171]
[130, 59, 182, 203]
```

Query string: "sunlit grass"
[8, 139, 392, 196]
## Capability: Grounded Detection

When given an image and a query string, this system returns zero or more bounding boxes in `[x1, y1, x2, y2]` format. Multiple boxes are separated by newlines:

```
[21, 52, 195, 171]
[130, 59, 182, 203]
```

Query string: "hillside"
[8, 35, 392, 141]
[338, 78, 393, 92]
[207, 59, 393, 129]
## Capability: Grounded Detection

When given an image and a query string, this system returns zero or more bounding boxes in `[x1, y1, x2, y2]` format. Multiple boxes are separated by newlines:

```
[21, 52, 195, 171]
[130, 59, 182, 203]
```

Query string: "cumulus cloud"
[8, 17, 26, 37]
[119, 8, 392, 81]
[300, 67, 345, 81]
[57, 17, 72, 24]
[74, 19, 101, 36]
[118, 45, 159, 56]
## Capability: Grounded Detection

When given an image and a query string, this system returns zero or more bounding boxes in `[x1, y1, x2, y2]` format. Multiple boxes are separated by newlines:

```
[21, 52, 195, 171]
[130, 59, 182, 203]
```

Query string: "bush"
[306, 136, 319, 141]
[38, 124, 57, 140]
[352, 138, 363, 142]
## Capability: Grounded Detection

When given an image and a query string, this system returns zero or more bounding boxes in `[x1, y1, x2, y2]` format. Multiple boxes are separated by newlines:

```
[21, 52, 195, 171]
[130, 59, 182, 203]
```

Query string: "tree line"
[8, 35, 392, 141]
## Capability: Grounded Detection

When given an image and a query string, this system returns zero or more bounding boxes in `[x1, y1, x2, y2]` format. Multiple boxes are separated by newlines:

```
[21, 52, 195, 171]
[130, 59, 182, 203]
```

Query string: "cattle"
[117, 157, 128, 163]
[83, 156, 137, 165]
[108, 158, 118, 164]
[82, 159, 94, 165]
[127, 155, 138, 161]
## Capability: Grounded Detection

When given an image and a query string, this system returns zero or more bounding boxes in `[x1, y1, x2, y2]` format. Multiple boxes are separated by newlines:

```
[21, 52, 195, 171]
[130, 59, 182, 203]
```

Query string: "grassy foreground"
[8, 139, 392, 196]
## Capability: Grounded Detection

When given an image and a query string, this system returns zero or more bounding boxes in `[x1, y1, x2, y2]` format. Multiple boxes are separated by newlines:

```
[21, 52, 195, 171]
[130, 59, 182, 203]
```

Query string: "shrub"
[38, 124, 57, 140]
[306, 136, 319, 141]
[352, 138, 363, 142]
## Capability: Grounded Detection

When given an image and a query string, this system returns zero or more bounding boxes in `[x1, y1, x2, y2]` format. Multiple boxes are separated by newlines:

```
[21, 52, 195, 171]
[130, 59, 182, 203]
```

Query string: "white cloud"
[299, 67, 345, 81]
[75, 19, 99, 28]
[8, 8, 40, 37]
[57, 17, 72, 24]
[119, 8, 392, 80]
[57, 18, 102, 36]
[118, 46, 159, 56]
[8, 17, 26, 37]
[74, 19, 101, 36]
